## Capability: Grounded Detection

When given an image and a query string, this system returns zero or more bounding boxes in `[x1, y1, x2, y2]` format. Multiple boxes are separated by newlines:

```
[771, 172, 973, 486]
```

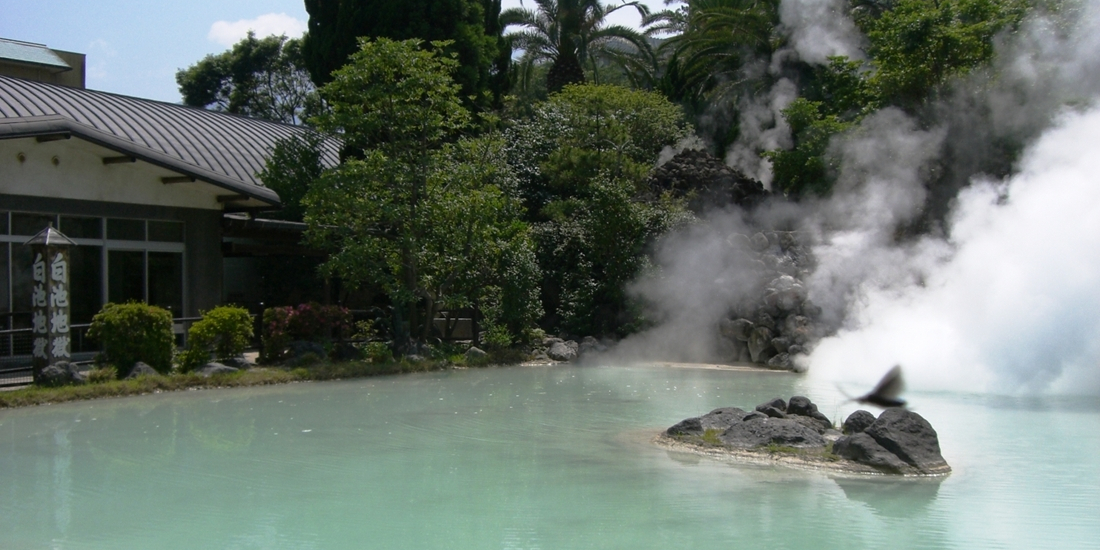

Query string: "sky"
[0, 0, 664, 104]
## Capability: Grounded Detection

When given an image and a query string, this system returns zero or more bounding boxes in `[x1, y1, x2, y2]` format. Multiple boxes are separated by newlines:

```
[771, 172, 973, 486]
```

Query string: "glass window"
[107, 218, 145, 241]
[11, 213, 56, 236]
[61, 216, 103, 239]
[0, 243, 8, 330]
[148, 252, 183, 316]
[108, 250, 144, 304]
[148, 220, 184, 243]
[10, 244, 35, 329]
[0, 211, 8, 235]
[69, 245, 103, 325]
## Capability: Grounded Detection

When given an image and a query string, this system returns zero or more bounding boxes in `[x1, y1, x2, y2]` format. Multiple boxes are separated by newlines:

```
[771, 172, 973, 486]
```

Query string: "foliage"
[306, 38, 540, 346]
[261, 303, 353, 362]
[176, 32, 318, 124]
[651, 0, 780, 106]
[361, 342, 395, 364]
[504, 84, 692, 334]
[179, 306, 254, 371]
[301, 0, 509, 109]
[257, 131, 329, 222]
[506, 83, 692, 215]
[501, 0, 654, 93]
[86, 302, 174, 376]
[856, 0, 1029, 109]
[86, 366, 117, 384]
[765, 97, 857, 197]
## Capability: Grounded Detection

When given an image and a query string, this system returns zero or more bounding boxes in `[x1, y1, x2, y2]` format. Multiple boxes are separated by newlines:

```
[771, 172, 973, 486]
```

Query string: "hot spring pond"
[2, 364, 1098, 549]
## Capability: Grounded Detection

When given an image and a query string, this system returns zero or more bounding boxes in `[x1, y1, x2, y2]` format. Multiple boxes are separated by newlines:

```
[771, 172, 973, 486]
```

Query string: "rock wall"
[718, 230, 821, 369]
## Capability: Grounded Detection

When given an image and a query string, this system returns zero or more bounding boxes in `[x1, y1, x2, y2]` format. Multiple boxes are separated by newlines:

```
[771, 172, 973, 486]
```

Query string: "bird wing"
[869, 365, 905, 400]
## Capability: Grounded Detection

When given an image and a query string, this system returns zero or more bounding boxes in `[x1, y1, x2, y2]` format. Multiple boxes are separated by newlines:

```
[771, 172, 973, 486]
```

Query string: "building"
[1, 42, 337, 364]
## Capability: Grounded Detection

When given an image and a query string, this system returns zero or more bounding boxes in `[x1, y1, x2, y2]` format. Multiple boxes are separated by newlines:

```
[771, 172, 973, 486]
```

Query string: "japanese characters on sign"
[30, 238, 73, 370]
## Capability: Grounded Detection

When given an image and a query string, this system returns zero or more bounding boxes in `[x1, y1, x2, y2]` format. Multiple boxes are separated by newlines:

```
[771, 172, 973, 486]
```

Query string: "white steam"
[809, 106, 1100, 396]
[779, 0, 866, 64]
[625, 0, 1100, 396]
[725, 78, 798, 189]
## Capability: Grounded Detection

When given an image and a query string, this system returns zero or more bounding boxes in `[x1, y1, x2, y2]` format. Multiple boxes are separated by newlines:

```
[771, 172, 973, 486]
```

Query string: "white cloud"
[207, 13, 307, 46]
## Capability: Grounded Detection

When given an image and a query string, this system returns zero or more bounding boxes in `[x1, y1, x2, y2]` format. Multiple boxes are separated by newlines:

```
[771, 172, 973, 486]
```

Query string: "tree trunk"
[547, 51, 585, 93]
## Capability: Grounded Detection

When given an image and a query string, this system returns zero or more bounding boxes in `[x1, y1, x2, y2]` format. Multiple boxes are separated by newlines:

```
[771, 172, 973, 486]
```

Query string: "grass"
[0, 351, 523, 410]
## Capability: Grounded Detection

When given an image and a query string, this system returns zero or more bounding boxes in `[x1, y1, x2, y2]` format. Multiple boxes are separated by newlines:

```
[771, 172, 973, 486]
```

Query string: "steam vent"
[662, 396, 951, 476]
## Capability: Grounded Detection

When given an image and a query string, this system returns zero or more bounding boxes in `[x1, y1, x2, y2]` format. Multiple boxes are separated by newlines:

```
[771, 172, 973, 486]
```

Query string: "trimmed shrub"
[261, 302, 352, 362]
[179, 305, 254, 371]
[87, 302, 174, 375]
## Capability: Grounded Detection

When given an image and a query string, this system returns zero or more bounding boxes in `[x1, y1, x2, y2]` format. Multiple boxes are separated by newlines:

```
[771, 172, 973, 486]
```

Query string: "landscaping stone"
[126, 362, 159, 379]
[465, 346, 487, 359]
[863, 409, 949, 474]
[548, 340, 578, 361]
[199, 363, 239, 377]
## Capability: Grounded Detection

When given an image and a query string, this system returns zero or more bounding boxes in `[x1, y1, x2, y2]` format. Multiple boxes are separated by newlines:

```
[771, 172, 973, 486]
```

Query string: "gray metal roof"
[0, 75, 339, 206]
[0, 39, 71, 71]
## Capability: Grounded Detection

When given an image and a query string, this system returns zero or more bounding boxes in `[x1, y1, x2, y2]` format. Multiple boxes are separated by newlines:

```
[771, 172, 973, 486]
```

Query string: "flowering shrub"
[261, 302, 352, 362]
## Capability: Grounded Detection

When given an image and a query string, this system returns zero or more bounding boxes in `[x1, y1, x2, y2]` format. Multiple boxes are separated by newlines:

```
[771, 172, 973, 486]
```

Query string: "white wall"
[0, 137, 224, 210]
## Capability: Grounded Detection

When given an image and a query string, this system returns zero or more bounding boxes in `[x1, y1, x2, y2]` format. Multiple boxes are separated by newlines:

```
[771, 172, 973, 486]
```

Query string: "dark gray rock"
[833, 433, 911, 473]
[741, 411, 767, 422]
[465, 346, 487, 359]
[699, 407, 749, 430]
[771, 337, 792, 354]
[719, 318, 755, 342]
[756, 405, 787, 419]
[787, 396, 817, 416]
[864, 409, 950, 474]
[126, 362, 159, 379]
[748, 326, 775, 363]
[577, 336, 607, 357]
[547, 340, 578, 361]
[750, 232, 770, 251]
[38, 364, 72, 387]
[288, 340, 327, 360]
[199, 363, 239, 377]
[720, 417, 827, 448]
[756, 397, 787, 412]
[766, 353, 791, 369]
[666, 417, 704, 436]
[792, 414, 830, 434]
[843, 410, 877, 434]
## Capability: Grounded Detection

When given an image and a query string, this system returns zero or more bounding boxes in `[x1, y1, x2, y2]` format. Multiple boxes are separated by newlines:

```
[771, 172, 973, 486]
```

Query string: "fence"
[0, 317, 204, 387]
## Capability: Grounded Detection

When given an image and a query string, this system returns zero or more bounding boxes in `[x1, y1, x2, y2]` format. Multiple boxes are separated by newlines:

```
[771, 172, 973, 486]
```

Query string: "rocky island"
[657, 396, 951, 476]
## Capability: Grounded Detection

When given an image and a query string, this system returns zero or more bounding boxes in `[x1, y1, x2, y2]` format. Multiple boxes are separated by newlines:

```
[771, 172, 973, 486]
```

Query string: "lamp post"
[26, 224, 76, 383]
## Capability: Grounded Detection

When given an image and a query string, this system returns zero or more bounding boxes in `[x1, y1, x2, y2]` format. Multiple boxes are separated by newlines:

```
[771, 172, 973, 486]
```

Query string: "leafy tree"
[501, 0, 653, 93]
[257, 131, 330, 221]
[301, 0, 508, 109]
[506, 84, 693, 335]
[176, 32, 317, 124]
[304, 38, 538, 346]
[856, 0, 1029, 109]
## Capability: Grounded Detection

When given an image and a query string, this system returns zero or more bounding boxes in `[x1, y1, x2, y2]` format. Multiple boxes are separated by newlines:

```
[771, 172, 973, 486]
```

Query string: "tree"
[304, 38, 539, 346]
[257, 131, 330, 221]
[301, 0, 509, 109]
[501, 0, 653, 93]
[176, 32, 317, 124]
[856, 0, 1029, 110]
[505, 84, 693, 335]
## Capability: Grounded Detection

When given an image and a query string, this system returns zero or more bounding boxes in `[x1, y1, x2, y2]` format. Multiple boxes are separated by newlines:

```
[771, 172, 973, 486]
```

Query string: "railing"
[0, 317, 205, 387]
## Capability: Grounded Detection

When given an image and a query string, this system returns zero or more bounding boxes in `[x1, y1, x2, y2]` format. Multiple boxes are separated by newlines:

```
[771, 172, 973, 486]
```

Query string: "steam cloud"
[624, 0, 1100, 396]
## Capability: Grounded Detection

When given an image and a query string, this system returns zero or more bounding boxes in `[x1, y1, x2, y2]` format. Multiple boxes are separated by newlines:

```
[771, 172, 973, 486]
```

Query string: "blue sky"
[0, 0, 661, 104]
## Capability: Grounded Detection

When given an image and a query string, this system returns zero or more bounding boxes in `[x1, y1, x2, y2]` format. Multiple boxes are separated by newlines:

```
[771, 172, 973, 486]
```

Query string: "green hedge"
[86, 302, 174, 376]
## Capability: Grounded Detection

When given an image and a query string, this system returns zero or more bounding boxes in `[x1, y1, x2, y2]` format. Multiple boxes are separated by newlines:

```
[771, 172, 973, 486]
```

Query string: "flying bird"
[843, 365, 907, 408]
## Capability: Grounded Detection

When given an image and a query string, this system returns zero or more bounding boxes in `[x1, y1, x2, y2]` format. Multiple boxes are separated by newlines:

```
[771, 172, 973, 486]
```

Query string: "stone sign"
[25, 225, 76, 382]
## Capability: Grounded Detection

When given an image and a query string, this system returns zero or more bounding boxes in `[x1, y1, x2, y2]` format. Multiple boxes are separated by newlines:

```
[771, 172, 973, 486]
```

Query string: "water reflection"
[832, 476, 944, 519]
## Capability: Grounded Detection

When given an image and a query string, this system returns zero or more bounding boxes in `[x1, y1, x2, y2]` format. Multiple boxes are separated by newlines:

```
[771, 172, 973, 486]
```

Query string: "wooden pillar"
[26, 225, 76, 382]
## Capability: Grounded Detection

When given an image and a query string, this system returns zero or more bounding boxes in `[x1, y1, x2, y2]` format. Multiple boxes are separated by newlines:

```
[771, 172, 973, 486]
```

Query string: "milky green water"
[1, 365, 1098, 550]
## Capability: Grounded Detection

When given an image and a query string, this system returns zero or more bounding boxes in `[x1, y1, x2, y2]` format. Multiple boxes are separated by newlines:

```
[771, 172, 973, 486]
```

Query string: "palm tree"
[502, 0, 655, 93]
[651, 0, 780, 104]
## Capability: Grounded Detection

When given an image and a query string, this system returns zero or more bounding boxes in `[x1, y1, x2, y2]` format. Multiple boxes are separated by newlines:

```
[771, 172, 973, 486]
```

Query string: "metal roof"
[0, 75, 340, 207]
[0, 39, 71, 71]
